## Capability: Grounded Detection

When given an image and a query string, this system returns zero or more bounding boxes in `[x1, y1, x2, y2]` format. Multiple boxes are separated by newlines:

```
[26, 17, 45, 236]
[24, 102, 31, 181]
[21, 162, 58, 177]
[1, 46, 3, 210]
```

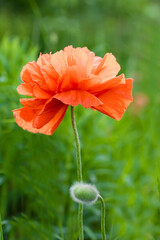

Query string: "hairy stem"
[98, 195, 106, 240]
[71, 106, 84, 240]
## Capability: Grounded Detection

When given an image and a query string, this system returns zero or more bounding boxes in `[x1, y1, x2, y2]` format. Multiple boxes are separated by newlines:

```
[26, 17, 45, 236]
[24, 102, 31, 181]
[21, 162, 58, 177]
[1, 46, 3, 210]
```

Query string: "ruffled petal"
[64, 46, 76, 66]
[40, 69, 57, 92]
[37, 53, 52, 67]
[13, 108, 40, 134]
[21, 66, 34, 84]
[13, 106, 37, 125]
[33, 84, 53, 99]
[17, 83, 34, 96]
[86, 74, 125, 94]
[92, 79, 133, 120]
[58, 66, 80, 92]
[13, 101, 68, 135]
[93, 53, 121, 81]
[74, 48, 94, 77]
[33, 98, 68, 129]
[20, 98, 46, 109]
[92, 56, 102, 72]
[51, 50, 68, 76]
[64, 46, 95, 78]
[18, 83, 53, 99]
[54, 90, 102, 109]
[21, 62, 50, 91]
[37, 53, 58, 91]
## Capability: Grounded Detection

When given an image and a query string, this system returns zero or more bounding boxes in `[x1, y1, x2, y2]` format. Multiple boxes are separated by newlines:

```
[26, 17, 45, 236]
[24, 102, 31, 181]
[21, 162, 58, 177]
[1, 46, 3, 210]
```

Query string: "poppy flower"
[13, 46, 133, 135]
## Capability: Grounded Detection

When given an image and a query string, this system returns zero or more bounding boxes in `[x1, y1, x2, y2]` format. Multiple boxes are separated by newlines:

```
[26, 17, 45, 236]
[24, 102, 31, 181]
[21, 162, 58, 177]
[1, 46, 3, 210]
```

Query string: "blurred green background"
[0, 0, 160, 239]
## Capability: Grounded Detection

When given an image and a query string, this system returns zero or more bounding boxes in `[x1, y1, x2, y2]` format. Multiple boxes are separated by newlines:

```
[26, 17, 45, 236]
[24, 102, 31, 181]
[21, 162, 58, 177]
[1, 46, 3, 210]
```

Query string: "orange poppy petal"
[92, 79, 133, 120]
[13, 103, 68, 135]
[37, 53, 52, 67]
[21, 66, 34, 84]
[54, 90, 102, 109]
[64, 46, 95, 77]
[37, 53, 58, 77]
[37, 53, 58, 91]
[19, 107, 37, 121]
[40, 69, 57, 92]
[33, 84, 53, 99]
[13, 107, 37, 124]
[81, 46, 93, 54]
[40, 104, 67, 135]
[93, 53, 121, 81]
[20, 98, 46, 109]
[64, 45, 76, 66]
[74, 48, 94, 77]
[33, 99, 68, 129]
[17, 83, 34, 96]
[58, 66, 80, 92]
[21, 61, 50, 91]
[87, 74, 125, 94]
[92, 56, 102, 72]
[81, 46, 99, 75]
[13, 108, 40, 134]
[29, 62, 51, 91]
[51, 50, 68, 76]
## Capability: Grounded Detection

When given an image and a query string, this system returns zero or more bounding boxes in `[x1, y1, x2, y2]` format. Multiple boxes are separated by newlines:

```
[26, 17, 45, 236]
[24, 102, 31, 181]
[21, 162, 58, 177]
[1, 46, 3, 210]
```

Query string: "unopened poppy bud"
[70, 182, 99, 204]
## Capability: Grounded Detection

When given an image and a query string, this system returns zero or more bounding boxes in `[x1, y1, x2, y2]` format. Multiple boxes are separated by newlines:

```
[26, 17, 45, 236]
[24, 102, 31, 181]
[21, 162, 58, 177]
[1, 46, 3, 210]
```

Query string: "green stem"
[78, 204, 83, 240]
[0, 215, 4, 240]
[98, 195, 106, 240]
[71, 106, 84, 240]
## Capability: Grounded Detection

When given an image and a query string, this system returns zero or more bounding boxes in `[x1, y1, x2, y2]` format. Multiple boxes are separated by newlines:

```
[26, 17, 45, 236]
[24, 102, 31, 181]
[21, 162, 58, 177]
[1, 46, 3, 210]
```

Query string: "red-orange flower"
[13, 46, 133, 135]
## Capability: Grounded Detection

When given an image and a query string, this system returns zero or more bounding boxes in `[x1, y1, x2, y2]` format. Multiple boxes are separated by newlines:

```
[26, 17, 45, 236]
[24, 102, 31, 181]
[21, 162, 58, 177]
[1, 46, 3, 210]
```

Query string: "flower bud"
[70, 182, 99, 205]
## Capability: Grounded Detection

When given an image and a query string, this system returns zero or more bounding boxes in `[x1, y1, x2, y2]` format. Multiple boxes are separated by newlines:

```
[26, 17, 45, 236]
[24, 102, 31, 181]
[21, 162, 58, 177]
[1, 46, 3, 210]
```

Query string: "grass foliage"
[0, 0, 160, 239]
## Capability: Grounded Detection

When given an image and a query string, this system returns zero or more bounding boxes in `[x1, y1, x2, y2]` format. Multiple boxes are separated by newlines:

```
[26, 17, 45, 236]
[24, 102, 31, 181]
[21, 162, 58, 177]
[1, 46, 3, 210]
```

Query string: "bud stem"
[71, 106, 83, 240]
[0, 215, 3, 240]
[98, 195, 106, 240]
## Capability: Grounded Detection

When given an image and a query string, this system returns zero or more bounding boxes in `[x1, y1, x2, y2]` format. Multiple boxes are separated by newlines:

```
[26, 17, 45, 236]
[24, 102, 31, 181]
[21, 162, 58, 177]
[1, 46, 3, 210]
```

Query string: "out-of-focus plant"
[0, 216, 4, 240]
[0, 0, 160, 238]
